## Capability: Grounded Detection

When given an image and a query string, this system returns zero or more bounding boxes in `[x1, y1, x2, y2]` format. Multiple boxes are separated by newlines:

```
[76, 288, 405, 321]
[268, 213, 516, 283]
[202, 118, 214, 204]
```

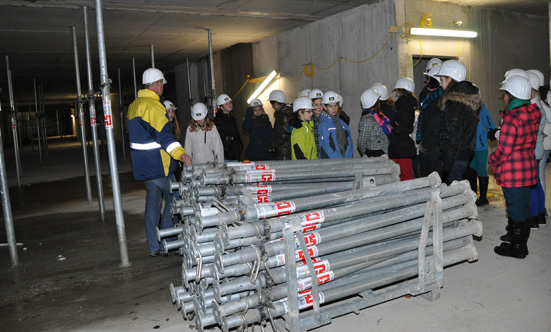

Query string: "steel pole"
[150, 44, 155, 68]
[72, 26, 93, 204]
[40, 83, 48, 157]
[0, 92, 19, 266]
[117, 68, 126, 162]
[5, 59, 21, 188]
[83, 5, 105, 221]
[33, 80, 42, 163]
[186, 58, 192, 102]
[132, 57, 137, 99]
[95, 0, 131, 267]
[207, 29, 216, 113]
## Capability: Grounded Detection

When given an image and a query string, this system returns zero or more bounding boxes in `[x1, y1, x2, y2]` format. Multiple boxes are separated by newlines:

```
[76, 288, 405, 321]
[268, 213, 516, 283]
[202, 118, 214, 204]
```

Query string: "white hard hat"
[298, 89, 311, 98]
[336, 94, 344, 108]
[426, 58, 442, 72]
[500, 75, 532, 100]
[437, 60, 467, 82]
[142, 68, 167, 85]
[425, 64, 442, 83]
[269, 90, 286, 104]
[191, 102, 208, 120]
[369, 83, 389, 100]
[527, 69, 544, 88]
[527, 72, 540, 91]
[361, 89, 380, 109]
[394, 78, 415, 93]
[292, 97, 315, 113]
[249, 98, 263, 107]
[216, 94, 232, 107]
[308, 89, 324, 100]
[322, 90, 340, 105]
[163, 100, 177, 110]
[503, 68, 529, 83]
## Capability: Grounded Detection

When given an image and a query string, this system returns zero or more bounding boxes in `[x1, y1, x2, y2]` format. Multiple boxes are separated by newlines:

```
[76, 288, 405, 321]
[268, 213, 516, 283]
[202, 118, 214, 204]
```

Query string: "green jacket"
[291, 120, 318, 160]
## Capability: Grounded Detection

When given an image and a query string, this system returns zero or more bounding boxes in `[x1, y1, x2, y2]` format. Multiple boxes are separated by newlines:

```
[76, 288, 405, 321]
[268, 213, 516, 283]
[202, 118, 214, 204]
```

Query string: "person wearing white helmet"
[289, 97, 317, 160]
[268, 90, 293, 160]
[436, 60, 479, 184]
[389, 78, 417, 181]
[419, 58, 442, 103]
[214, 93, 243, 161]
[184, 102, 224, 165]
[163, 100, 180, 140]
[308, 89, 324, 157]
[418, 65, 444, 178]
[318, 91, 353, 158]
[357, 89, 390, 157]
[369, 83, 396, 123]
[127, 67, 191, 257]
[243, 99, 272, 161]
[298, 89, 311, 98]
[489, 75, 541, 259]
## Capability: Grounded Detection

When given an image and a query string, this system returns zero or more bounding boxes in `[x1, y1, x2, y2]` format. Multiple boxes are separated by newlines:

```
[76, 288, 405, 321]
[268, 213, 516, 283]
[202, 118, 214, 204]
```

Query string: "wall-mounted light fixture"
[247, 70, 278, 104]
[409, 27, 477, 38]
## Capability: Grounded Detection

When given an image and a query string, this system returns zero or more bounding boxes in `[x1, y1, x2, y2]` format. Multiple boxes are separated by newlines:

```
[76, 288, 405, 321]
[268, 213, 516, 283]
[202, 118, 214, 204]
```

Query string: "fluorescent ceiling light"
[410, 28, 477, 38]
[247, 70, 278, 104]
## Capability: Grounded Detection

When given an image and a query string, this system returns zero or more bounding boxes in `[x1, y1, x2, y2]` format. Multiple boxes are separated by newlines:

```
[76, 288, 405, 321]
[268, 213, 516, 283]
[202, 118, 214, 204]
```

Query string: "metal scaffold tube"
[5, 56, 21, 188]
[132, 57, 137, 100]
[83, 6, 105, 221]
[71, 26, 93, 204]
[33, 79, 42, 163]
[150, 44, 155, 68]
[207, 29, 216, 113]
[117, 68, 126, 162]
[94, 0, 130, 267]
[0, 91, 19, 266]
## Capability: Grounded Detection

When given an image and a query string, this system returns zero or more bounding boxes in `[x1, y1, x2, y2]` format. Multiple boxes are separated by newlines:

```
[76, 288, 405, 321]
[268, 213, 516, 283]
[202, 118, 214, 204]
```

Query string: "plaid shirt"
[488, 102, 541, 188]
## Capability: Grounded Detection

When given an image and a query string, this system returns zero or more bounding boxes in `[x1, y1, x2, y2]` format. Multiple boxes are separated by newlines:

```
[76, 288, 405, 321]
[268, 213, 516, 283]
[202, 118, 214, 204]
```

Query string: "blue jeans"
[502, 186, 531, 222]
[448, 160, 469, 184]
[144, 174, 177, 252]
[540, 150, 549, 196]
[530, 159, 545, 217]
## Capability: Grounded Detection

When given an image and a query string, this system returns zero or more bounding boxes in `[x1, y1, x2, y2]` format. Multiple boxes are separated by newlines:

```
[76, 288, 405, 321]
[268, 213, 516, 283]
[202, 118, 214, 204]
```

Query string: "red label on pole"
[11, 124, 16, 129]
[104, 114, 112, 127]
[91, 116, 96, 125]
[79, 120, 84, 127]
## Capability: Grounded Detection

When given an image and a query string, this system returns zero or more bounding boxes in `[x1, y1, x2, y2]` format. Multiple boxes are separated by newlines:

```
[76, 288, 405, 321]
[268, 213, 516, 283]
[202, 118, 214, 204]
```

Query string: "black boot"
[499, 218, 514, 242]
[494, 220, 529, 259]
[476, 176, 489, 206]
[530, 216, 540, 231]
[537, 212, 547, 226]
[463, 167, 477, 196]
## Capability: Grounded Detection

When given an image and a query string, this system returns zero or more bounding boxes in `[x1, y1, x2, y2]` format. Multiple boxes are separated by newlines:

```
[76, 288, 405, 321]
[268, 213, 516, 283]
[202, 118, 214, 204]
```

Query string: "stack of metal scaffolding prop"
[161, 159, 481, 332]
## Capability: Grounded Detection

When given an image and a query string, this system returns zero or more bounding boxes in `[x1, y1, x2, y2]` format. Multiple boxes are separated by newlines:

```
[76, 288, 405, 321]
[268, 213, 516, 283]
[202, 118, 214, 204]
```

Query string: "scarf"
[368, 109, 392, 136]
[420, 87, 443, 110]
[329, 112, 347, 156]
[507, 98, 530, 111]
[252, 114, 271, 129]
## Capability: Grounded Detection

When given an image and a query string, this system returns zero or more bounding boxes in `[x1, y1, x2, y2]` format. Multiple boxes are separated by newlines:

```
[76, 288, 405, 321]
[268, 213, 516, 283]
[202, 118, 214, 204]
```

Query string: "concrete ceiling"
[0, 0, 547, 107]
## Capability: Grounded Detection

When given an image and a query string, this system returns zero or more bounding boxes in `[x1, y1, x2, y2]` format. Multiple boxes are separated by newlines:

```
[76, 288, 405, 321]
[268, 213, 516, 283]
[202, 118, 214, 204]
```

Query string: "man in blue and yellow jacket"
[127, 68, 192, 257]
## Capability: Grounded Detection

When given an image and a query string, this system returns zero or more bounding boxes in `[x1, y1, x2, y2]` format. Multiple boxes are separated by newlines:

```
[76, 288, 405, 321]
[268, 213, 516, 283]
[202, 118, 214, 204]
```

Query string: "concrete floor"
[1, 137, 550, 332]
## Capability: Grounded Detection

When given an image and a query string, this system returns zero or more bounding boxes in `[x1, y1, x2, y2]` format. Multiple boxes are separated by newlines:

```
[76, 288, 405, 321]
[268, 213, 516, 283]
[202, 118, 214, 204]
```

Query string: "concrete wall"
[252, 0, 399, 156]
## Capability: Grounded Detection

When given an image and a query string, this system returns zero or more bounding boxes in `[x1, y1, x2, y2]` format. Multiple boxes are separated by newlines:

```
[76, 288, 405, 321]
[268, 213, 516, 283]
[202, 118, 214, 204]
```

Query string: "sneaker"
[530, 218, 540, 231]
[149, 250, 163, 257]
[537, 213, 547, 226]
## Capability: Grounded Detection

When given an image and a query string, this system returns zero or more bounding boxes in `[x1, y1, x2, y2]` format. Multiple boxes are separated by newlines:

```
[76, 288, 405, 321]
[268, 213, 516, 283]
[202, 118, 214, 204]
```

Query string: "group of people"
[126, 62, 550, 260]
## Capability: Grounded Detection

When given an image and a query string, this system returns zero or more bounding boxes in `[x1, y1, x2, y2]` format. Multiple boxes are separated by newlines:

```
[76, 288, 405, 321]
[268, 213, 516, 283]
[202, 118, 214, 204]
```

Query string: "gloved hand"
[487, 128, 499, 141]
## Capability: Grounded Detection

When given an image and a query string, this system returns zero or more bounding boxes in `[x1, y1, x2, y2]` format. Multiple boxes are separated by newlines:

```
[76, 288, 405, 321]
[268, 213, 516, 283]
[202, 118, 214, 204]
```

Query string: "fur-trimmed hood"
[438, 81, 481, 111]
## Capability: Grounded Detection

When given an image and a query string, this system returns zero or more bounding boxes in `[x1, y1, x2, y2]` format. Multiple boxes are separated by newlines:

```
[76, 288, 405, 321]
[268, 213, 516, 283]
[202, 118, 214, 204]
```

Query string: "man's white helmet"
[308, 89, 324, 100]
[502, 68, 529, 83]
[142, 68, 167, 85]
[268, 90, 286, 104]
[336, 94, 344, 108]
[527, 69, 544, 88]
[394, 78, 415, 93]
[361, 89, 380, 109]
[426, 58, 442, 72]
[322, 91, 340, 105]
[216, 94, 232, 107]
[527, 72, 541, 91]
[437, 60, 467, 82]
[500, 75, 532, 100]
[163, 100, 177, 110]
[249, 99, 263, 107]
[292, 97, 315, 113]
[191, 103, 208, 120]
[369, 83, 389, 100]
[298, 89, 311, 98]
[426, 64, 442, 83]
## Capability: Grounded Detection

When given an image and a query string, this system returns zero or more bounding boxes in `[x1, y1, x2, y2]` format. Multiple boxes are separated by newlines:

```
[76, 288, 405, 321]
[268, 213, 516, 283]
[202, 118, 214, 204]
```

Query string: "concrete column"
[394, 0, 413, 79]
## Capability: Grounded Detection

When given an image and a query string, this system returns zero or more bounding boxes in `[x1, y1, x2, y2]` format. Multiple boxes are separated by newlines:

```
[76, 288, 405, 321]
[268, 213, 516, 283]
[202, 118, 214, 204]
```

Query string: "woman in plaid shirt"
[489, 75, 541, 259]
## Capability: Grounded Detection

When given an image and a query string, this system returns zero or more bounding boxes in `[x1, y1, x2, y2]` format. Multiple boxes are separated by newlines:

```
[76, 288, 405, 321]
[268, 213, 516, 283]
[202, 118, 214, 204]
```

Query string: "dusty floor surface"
[1, 138, 550, 332]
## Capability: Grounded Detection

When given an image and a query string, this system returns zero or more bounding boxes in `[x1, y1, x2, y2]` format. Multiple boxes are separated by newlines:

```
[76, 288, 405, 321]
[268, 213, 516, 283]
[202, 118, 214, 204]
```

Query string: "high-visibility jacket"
[127, 89, 185, 180]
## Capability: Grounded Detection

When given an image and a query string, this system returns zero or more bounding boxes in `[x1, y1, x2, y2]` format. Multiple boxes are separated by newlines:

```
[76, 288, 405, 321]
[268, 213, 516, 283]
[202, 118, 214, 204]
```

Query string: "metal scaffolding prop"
[117, 68, 126, 162]
[83, 6, 105, 220]
[5, 56, 22, 188]
[33, 79, 43, 163]
[159, 158, 481, 332]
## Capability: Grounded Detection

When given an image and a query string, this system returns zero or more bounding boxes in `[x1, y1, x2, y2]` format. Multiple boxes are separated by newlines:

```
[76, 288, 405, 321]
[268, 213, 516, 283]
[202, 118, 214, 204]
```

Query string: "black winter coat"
[419, 89, 442, 153]
[388, 94, 417, 159]
[243, 107, 272, 161]
[214, 112, 243, 161]
[269, 104, 293, 160]
[438, 81, 480, 173]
